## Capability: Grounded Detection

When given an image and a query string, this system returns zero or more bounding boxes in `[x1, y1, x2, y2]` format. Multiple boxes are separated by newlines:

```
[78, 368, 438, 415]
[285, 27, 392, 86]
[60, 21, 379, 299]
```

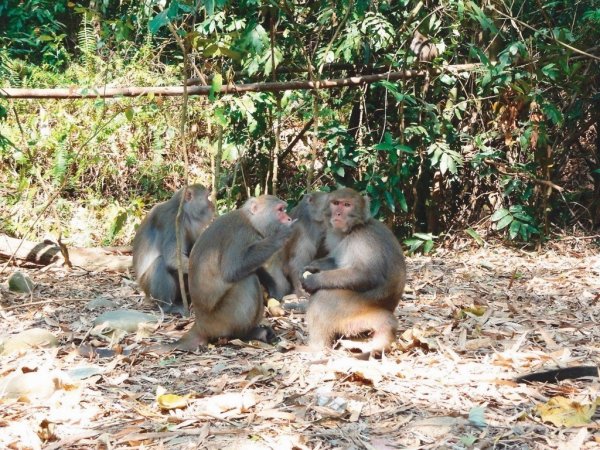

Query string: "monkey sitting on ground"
[173, 195, 293, 351]
[301, 188, 406, 354]
[265, 191, 329, 299]
[132, 184, 214, 315]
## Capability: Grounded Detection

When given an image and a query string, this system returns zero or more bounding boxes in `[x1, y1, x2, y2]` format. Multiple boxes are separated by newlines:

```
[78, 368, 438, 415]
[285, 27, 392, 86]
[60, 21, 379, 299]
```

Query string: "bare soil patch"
[1, 241, 599, 449]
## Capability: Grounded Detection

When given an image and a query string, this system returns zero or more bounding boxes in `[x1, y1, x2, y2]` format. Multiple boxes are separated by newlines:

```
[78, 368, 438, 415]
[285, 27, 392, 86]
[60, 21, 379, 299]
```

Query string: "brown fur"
[266, 192, 329, 298]
[302, 188, 406, 353]
[175, 195, 292, 351]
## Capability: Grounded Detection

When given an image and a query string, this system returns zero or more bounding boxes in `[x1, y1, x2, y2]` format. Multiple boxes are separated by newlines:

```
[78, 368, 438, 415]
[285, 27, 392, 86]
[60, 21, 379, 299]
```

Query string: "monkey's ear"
[363, 196, 372, 220]
[184, 187, 193, 202]
[246, 197, 259, 215]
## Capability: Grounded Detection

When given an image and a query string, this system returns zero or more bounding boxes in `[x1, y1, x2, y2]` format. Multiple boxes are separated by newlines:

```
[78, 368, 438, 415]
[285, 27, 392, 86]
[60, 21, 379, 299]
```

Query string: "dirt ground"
[1, 239, 599, 449]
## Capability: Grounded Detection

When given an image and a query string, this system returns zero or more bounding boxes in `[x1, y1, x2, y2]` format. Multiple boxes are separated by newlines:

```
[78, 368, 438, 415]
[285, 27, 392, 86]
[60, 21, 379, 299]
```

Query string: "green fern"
[77, 12, 96, 69]
[52, 141, 70, 185]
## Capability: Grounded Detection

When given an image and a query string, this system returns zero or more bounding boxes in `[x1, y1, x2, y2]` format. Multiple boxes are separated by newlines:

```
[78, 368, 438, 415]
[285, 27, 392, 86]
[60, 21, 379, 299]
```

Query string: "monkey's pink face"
[276, 203, 293, 225]
[330, 198, 353, 230]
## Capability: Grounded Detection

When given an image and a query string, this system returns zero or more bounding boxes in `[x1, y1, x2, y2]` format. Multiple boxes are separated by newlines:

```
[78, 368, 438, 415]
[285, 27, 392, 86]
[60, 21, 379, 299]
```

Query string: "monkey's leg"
[243, 325, 277, 343]
[173, 323, 209, 351]
[343, 308, 398, 354]
[306, 292, 339, 349]
[142, 257, 181, 314]
[196, 276, 268, 343]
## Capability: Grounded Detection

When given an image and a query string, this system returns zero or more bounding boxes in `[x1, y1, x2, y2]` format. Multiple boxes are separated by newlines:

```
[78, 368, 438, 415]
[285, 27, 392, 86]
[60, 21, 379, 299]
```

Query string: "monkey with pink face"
[302, 187, 406, 354]
[174, 194, 294, 351]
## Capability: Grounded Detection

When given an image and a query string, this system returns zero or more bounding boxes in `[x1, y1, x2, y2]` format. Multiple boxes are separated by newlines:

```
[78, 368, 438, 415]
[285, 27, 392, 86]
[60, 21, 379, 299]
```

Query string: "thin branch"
[168, 20, 191, 315]
[483, 159, 564, 192]
[491, 6, 600, 62]
[278, 118, 314, 161]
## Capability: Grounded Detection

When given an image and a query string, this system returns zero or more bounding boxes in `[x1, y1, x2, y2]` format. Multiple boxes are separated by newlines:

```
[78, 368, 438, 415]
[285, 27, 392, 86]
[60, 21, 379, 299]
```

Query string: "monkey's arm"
[304, 256, 337, 273]
[256, 267, 279, 296]
[223, 228, 291, 283]
[302, 266, 384, 294]
[165, 253, 190, 274]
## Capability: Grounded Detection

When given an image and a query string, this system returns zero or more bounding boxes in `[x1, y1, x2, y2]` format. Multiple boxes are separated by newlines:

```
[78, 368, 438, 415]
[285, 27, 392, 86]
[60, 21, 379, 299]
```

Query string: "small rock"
[8, 271, 34, 294]
[93, 309, 158, 333]
[0, 370, 71, 401]
[85, 296, 117, 310]
[0, 328, 59, 355]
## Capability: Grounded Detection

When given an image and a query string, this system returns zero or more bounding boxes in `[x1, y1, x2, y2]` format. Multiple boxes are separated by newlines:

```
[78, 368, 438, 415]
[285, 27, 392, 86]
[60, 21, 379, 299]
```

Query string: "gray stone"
[8, 271, 34, 293]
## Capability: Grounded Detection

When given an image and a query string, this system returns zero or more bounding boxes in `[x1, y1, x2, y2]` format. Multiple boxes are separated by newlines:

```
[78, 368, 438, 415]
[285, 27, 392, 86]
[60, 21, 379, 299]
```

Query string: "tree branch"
[1, 64, 482, 99]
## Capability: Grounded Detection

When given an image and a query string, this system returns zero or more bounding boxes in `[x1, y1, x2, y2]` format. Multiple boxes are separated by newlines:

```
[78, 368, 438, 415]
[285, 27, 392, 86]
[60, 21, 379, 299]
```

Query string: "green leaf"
[423, 239, 434, 254]
[496, 213, 513, 230]
[403, 238, 424, 253]
[205, 0, 215, 16]
[490, 208, 510, 222]
[508, 219, 521, 240]
[542, 103, 563, 125]
[541, 63, 559, 81]
[397, 191, 408, 213]
[209, 73, 223, 102]
[468, 406, 487, 427]
[384, 191, 395, 213]
[107, 210, 128, 242]
[149, 11, 169, 34]
[465, 228, 485, 246]
[414, 232, 435, 241]
[124, 107, 134, 121]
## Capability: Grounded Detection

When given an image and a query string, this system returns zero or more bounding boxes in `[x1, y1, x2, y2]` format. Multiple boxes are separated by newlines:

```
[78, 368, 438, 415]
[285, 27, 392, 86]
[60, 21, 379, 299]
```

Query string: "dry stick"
[483, 159, 564, 192]
[306, 0, 355, 189]
[213, 124, 223, 204]
[278, 118, 314, 161]
[270, 9, 281, 196]
[3, 297, 92, 311]
[168, 21, 192, 315]
[0, 65, 482, 99]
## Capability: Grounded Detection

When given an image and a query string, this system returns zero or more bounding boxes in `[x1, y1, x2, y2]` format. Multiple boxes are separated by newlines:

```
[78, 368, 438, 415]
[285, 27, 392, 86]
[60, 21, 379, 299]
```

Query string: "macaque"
[410, 30, 438, 62]
[266, 191, 329, 299]
[301, 188, 406, 354]
[132, 184, 214, 315]
[175, 195, 293, 351]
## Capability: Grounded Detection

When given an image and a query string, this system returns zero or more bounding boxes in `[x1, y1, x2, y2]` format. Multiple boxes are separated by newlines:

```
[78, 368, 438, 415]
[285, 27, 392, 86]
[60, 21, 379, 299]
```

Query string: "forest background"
[1, 0, 599, 252]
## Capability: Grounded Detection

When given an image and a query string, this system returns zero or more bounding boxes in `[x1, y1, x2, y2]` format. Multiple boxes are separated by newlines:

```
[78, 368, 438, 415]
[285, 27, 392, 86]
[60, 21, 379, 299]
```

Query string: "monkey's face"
[329, 197, 355, 232]
[274, 201, 292, 226]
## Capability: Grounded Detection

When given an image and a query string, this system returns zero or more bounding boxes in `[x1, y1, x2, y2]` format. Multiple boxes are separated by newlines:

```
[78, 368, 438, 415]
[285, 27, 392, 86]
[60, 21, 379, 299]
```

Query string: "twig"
[2, 297, 91, 311]
[490, 6, 600, 62]
[167, 20, 192, 314]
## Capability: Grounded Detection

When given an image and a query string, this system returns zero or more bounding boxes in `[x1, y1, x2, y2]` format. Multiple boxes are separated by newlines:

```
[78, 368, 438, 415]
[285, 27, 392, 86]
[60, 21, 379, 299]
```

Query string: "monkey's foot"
[244, 325, 278, 344]
[162, 302, 190, 317]
[173, 329, 209, 352]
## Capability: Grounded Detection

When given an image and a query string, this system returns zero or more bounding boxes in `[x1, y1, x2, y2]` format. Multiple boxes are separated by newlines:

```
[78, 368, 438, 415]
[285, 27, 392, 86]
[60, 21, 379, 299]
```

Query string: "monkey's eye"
[332, 200, 339, 206]
[344, 202, 351, 208]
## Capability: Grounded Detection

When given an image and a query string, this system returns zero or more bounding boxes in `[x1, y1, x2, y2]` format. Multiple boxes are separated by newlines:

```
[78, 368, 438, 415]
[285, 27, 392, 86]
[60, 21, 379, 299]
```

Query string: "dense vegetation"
[1, 0, 599, 250]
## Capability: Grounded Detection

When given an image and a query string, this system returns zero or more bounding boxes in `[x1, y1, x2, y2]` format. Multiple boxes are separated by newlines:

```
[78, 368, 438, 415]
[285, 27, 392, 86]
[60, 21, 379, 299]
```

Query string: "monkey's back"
[188, 210, 258, 312]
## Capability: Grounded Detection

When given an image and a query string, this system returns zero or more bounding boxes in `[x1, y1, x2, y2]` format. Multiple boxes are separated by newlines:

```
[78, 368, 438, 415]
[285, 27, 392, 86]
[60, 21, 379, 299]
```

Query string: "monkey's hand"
[273, 223, 293, 244]
[303, 264, 320, 274]
[301, 273, 320, 294]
